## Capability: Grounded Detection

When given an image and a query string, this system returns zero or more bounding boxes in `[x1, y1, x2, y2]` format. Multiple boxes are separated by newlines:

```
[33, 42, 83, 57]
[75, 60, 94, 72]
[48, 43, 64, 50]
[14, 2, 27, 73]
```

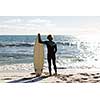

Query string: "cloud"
[27, 18, 56, 27]
[28, 18, 51, 24]
[3, 19, 22, 24]
[0, 23, 100, 35]
[1, 17, 100, 35]
[0, 24, 37, 35]
[1, 18, 56, 29]
[2, 18, 52, 25]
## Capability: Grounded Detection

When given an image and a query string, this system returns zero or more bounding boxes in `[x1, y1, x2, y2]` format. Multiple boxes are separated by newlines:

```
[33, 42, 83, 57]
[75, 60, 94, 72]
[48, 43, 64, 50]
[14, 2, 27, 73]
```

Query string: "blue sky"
[0, 16, 100, 37]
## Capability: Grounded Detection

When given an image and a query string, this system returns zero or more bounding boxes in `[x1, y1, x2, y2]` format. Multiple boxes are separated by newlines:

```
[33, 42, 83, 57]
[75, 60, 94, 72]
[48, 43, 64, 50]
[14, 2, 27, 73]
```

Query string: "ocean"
[0, 35, 100, 69]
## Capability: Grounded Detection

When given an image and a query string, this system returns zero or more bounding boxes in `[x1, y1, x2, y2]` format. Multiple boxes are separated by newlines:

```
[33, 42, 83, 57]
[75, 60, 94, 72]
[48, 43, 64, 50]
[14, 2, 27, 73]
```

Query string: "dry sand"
[0, 63, 100, 83]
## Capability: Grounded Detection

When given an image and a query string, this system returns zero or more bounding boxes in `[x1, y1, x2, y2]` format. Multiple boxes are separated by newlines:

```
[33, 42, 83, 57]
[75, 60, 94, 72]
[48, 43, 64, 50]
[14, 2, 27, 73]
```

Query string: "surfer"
[38, 33, 57, 76]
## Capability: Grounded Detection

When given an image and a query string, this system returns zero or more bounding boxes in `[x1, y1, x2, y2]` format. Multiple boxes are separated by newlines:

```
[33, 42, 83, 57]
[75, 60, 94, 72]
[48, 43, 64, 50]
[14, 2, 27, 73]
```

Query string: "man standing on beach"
[38, 33, 57, 76]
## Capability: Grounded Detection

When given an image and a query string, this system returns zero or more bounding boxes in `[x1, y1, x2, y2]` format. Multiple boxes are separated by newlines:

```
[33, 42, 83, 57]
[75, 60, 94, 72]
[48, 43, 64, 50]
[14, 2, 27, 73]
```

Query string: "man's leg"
[52, 55, 57, 75]
[47, 56, 52, 76]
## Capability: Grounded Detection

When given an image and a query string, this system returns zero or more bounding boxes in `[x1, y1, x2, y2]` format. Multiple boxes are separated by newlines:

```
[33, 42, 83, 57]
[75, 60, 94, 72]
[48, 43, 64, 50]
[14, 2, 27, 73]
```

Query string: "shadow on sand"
[8, 75, 50, 83]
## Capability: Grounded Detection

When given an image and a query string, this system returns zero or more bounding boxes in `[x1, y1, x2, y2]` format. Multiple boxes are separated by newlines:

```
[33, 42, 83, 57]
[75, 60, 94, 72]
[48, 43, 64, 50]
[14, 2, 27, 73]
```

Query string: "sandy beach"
[0, 63, 100, 83]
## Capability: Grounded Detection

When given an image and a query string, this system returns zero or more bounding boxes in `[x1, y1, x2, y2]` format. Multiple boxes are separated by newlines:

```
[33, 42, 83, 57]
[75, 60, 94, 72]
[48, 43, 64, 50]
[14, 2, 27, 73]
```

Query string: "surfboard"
[34, 36, 44, 76]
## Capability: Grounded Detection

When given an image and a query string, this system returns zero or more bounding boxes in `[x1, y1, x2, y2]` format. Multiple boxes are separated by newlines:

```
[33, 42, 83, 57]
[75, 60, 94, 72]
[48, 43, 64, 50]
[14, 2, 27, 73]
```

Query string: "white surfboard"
[34, 36, 44, 76]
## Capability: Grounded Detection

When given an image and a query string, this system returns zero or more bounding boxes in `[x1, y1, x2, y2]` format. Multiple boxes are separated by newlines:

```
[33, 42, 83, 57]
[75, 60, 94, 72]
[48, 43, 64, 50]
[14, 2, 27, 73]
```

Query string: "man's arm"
[38, 33, 42, 43]
[38, 33, 46, 44]
[54, 44, 57, 53]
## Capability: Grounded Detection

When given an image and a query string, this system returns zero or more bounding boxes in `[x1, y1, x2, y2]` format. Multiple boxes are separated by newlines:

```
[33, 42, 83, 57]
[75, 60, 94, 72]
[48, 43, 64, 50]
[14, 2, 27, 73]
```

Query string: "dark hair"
[47, 34, 53, 40]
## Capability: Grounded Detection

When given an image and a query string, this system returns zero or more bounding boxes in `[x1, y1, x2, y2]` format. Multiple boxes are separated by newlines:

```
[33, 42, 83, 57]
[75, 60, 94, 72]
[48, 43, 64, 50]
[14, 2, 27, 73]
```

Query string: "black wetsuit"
[38, 35, 57, 75]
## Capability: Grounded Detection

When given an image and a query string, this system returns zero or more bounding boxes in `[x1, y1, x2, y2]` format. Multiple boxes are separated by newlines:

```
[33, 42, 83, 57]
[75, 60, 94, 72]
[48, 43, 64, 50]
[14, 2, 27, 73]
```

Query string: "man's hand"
[38, 33, 40, 36]
[38, 33, 42, 43]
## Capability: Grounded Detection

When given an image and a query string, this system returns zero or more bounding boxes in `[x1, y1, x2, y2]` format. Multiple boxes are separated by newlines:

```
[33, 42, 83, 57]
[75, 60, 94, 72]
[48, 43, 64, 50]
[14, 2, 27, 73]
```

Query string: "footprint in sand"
[90, 74, 95, 76]
[93, 76, 100, 79]
[56, 80, 62, 83]
[79, 73, 90, 76]
[2, 78, 12, 80]
[96, 73, 100, 75]
[67, 74, 73, 77]
[57, 75, 67, 81]
[81, 77, 88, 80]
[74, 79, 81, 82]
[66, 81, 72, 83]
